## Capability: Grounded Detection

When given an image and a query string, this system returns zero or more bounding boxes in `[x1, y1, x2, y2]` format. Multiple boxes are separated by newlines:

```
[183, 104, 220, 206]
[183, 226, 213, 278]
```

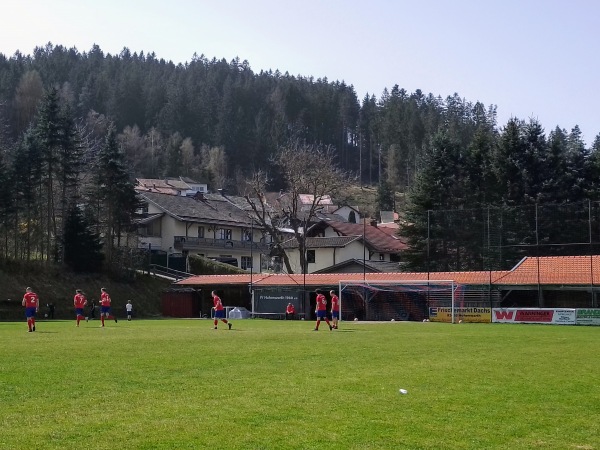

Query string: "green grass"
[1, 320, 598, 450]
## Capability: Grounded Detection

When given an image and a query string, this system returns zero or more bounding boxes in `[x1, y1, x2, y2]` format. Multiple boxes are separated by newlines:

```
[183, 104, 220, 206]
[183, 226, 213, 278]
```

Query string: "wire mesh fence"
[395, 201, 600, 309]
[421, 201, 600, 272]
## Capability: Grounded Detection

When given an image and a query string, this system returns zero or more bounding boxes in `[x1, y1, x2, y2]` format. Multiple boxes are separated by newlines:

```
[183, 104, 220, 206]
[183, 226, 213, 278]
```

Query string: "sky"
[1, 0, 599, 145]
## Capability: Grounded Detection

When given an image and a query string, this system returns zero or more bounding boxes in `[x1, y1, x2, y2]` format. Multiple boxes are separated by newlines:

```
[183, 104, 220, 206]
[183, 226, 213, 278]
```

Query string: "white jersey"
[126, 303, 133, 312]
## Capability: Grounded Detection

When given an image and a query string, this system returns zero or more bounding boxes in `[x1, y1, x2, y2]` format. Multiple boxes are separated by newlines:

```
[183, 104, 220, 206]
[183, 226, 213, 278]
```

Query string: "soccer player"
[126, 300, 133, 321]
[73, 289, 88, 327]
[313, 290, 333, 331]
[99, 287, 118, 327]
[330, 290, 340, 329]
[22, 287, 39, 332]
[285, 302, 296, 320]
[212, 290, 232, 330]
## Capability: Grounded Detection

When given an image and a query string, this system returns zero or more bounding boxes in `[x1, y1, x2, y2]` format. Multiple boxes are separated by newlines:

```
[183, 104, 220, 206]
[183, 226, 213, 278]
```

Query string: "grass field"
[1, 319, 598, 450]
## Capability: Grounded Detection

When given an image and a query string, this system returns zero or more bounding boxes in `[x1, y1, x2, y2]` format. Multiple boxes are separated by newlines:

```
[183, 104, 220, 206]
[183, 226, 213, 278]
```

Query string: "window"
[143, 220, 161, 237]
[218, 228, 232, 240]
[197, 226, 205, 238]
[243, 228, 252, 241]
[306, 250, 316, 264]
[379, 253, 385, 261]
[241, 256, 253, 270]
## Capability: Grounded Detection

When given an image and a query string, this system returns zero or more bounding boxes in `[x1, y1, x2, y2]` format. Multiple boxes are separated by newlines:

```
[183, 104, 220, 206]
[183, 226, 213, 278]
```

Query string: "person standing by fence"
[22, 287, 39, 332]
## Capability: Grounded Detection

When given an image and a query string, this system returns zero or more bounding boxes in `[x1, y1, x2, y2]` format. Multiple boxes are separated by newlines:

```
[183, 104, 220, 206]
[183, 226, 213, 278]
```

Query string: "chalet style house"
[135, 178, 406, 274]
[136, 189, 271, 271]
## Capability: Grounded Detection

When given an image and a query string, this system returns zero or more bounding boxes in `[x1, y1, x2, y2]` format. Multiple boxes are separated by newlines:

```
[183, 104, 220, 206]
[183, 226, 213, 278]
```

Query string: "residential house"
[135, 177, 208, 197]
[282, 219, 407, 273]
[137, 191, 270, 271]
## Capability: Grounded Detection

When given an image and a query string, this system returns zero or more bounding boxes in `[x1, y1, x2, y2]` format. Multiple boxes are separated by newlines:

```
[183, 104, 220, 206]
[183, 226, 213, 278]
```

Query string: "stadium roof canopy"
[175, 255, 600, 288]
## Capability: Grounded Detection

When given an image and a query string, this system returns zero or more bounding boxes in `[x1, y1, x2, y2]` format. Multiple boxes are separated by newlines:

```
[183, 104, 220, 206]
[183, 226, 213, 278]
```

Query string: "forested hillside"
[1, 43, 600, 272]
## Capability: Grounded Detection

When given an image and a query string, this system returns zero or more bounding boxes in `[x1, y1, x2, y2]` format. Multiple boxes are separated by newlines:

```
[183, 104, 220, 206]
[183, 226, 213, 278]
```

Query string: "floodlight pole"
[303, 217, 306, 310]
[250, 218, 253, 293]
[250, 218, 255, 317]
[363, 215, 366, 281]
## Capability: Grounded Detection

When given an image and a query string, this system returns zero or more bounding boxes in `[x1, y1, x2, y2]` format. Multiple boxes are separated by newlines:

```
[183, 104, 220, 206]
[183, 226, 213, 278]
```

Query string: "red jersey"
[286, 304, 295, 314]
[23, 292, 39, 308]
[213, 294, 224, 311]
[316, 294, 327, 311]
[74, 293, 87, 308]
[100, 291, 111, 307]
[331, 294, 340, 312]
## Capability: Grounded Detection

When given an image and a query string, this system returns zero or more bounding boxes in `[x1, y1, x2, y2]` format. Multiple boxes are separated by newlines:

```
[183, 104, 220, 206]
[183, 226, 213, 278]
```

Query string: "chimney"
[217, 188, 225, 196]
[193, 192, 205, 201]
[370, 219, 378, 227]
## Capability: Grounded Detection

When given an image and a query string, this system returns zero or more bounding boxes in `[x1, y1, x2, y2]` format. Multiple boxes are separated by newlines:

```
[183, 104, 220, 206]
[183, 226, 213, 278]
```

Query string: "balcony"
[174, 236, 271, 253]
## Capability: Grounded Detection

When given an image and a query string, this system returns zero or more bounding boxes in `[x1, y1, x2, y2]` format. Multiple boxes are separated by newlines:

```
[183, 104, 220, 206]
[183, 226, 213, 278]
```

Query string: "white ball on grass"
[399, 389, 408, 394]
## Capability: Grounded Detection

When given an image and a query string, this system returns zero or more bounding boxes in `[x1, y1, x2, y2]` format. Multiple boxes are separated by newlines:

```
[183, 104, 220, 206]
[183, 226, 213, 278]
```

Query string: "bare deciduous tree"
[244, 140, 352, 273]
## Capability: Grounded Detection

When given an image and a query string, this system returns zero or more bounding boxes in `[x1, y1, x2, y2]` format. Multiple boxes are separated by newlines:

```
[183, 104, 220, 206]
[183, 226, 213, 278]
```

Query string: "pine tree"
[63, 206, 104, 272]
[35, 87, 62, 260]
[376, 180, 395, 212]
[0, 148, 14, 258]
[93, 124, 139, 266]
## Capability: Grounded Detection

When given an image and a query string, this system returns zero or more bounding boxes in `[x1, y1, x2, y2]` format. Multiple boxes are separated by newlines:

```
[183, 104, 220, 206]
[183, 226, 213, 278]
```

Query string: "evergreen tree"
[164, 131, 183, 177]
[35, 87, 62, 260]
[12, 128, 43, 260]
[93, 124, 139, 266]
[564, 125, 589, 202]
[0, 148, 14, 258]
[543, 127, 569, 202]
[56, 104, 83, 262]
[376, 180, 395, 212]
[63, 206, 104, 272]
[587, 133, 600, 201]
[400, 132, 465, 271]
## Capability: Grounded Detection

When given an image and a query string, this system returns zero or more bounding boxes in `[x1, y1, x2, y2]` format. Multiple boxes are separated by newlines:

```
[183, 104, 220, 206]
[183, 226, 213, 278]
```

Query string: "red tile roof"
[494, 255, 600, 285]
[323, 220, 407, 253]
[175, 255, 600, 287]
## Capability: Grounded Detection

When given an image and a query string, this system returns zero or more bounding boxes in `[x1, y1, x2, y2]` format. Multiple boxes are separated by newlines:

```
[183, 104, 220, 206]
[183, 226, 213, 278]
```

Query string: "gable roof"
[281, 236, 361, 249]
[312, 259, 402, 273]
[311, 220, 407, 253]
[139, 191, 252, 227]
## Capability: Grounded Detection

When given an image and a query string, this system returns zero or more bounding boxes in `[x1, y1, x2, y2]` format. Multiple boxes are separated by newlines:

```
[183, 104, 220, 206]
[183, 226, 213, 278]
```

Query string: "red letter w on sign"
[494, 310, 514, 320]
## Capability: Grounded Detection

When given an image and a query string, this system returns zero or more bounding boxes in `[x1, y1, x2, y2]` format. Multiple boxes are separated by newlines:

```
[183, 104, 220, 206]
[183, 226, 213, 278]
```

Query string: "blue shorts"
[25, 307, 37, 318]
[332, 311, 339, 319]
[214, 309, 225, 319]
[316, 310, 327, 319]
[75, 308, 84, 316]
[101, 306, 111, 315]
